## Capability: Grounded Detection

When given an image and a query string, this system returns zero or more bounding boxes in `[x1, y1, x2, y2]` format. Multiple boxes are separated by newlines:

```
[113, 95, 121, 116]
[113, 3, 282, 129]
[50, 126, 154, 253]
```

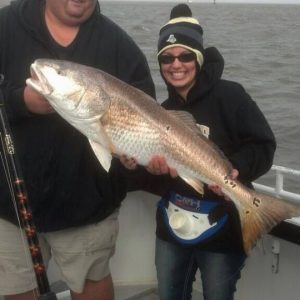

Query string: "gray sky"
[108, 0, 300, 3]
[214, 0, 300, 2]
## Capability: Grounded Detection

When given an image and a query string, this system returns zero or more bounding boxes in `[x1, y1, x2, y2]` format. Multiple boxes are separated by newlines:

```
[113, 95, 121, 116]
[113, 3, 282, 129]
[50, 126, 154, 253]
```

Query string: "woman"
[149, 4, 276, 300]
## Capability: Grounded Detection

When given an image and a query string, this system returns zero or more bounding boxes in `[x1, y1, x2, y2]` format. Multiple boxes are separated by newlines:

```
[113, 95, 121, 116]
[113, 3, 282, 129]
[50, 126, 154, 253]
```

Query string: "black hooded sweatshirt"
[0, 0, 155, 232]
[130, 47, 276, 253]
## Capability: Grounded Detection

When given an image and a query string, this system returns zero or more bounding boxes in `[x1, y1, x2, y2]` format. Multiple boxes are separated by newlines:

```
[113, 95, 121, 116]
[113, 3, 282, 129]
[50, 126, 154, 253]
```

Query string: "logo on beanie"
[166, 34, 176, 44]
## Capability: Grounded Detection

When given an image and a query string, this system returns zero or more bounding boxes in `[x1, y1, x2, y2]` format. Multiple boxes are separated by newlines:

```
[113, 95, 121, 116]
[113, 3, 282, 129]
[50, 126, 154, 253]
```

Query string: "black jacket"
[131, 47, 276, 253]
[0, 0, 155, 231]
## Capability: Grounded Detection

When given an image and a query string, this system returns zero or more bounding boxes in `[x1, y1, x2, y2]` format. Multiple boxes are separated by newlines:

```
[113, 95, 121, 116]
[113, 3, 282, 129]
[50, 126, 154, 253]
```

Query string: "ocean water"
[101, 1, 300, 193]
[0, 1, 299, 192]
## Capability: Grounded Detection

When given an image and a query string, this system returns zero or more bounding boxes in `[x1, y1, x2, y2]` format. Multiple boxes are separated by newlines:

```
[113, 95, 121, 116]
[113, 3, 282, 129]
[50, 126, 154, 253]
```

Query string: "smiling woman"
[149, 3, 283, 300]
[159, 47, 197, 100]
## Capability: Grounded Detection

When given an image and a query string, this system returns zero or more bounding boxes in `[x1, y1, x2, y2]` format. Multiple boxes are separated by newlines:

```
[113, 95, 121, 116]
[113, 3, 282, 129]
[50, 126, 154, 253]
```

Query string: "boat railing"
[253, 165, 300, 226]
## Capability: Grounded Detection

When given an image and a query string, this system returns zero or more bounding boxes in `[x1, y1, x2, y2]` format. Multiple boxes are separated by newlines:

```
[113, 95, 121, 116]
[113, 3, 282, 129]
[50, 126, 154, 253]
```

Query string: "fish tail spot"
[253, 197, 261, 207]
[229, 181, 237, 188]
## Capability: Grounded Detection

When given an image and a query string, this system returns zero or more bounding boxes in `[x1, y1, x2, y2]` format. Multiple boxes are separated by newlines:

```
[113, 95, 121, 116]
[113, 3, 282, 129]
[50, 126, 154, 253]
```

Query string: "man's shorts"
[0, 210, 119, 295]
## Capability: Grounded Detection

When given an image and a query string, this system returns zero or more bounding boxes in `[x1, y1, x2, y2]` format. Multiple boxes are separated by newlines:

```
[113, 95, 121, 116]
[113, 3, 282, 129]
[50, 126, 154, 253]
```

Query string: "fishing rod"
[0, 75, 57, 300]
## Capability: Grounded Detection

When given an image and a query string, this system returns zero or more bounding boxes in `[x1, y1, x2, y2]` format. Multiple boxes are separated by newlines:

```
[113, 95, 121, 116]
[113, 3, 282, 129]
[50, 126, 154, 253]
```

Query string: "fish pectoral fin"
[87, 117, 117, 172]
[181, 176, 204, 195]
[238, 191, 300, 255]
[89, 140, 113, 172]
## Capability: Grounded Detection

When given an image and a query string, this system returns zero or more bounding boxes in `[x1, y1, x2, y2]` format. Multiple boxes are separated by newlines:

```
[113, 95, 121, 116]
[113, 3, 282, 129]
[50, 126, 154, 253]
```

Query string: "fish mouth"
[26, 63, 53, 96]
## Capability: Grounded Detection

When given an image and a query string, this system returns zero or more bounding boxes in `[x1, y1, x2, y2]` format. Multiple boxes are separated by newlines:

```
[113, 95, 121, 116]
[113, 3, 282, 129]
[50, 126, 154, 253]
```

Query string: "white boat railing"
[253, 165, 300, 226]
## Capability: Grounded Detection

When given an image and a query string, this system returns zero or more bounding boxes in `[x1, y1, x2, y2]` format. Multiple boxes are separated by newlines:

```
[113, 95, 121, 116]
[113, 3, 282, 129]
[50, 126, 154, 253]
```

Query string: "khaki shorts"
[0, 210, 119, 295]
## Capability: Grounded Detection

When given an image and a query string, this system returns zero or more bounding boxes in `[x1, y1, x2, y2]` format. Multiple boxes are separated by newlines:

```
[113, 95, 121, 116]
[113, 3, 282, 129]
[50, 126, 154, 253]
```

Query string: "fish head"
[26, 59, 110, 120]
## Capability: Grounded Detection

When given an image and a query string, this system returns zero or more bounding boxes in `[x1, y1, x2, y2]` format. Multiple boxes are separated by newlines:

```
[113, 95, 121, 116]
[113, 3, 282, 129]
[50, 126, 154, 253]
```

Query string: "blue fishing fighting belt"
[158, 191, 228, 245]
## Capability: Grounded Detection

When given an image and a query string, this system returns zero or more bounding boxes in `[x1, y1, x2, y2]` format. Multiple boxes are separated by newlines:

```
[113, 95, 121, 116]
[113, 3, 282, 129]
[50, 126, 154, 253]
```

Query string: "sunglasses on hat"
[158, 52, 196, 65]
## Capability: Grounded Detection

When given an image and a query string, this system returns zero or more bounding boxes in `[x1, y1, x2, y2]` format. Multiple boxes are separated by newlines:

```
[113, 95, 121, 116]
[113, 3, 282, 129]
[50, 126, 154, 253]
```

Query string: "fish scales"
[108, 91, 227, 185]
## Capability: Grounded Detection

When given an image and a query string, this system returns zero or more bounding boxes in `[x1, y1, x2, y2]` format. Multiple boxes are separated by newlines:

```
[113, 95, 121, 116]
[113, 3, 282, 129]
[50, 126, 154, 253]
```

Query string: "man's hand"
[120, 155, 138, 170]
[146, 155, 178, 178]
[120, 154, 178, 178]
[208, 169, 239, 200]
[24, 86, 55, 114]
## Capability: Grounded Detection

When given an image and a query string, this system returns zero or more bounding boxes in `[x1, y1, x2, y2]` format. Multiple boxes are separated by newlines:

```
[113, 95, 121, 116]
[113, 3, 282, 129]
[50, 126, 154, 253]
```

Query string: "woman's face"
[159, 47, 197, 99]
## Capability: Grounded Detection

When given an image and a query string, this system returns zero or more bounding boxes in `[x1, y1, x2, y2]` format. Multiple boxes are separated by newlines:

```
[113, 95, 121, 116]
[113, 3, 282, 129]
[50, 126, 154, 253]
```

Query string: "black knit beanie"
[157, 4, 204, 68]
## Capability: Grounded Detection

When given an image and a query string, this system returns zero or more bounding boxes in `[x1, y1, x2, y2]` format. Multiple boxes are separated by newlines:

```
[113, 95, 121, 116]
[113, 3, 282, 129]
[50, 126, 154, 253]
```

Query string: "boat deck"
[52, 285, 203, 300]
[51, 282, 203, 300]
[0, 285, 203, 300]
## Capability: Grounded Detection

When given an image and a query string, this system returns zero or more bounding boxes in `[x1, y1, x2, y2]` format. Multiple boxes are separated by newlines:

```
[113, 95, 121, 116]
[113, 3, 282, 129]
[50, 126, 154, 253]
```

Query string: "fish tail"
[238, 190, 300, 255]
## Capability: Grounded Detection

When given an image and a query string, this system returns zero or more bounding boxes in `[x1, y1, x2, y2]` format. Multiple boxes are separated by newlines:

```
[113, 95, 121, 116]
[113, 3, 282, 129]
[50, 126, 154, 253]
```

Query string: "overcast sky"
[108, 0, 300, 3]
[209, 0, 299, 2]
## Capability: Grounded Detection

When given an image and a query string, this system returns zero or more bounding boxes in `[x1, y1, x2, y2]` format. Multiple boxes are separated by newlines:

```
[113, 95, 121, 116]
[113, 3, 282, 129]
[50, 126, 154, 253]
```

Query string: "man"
[0, 1, 155, 299]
